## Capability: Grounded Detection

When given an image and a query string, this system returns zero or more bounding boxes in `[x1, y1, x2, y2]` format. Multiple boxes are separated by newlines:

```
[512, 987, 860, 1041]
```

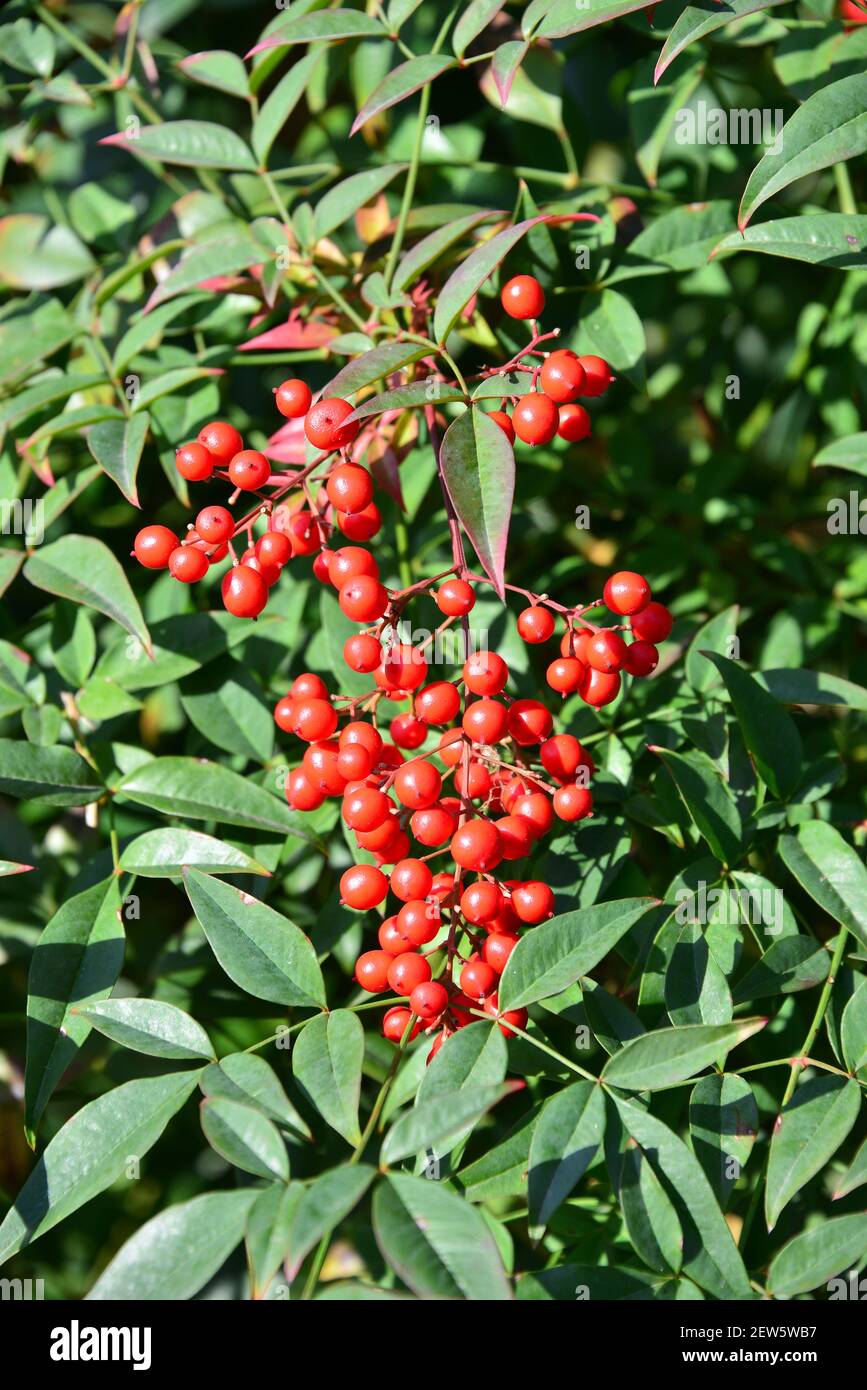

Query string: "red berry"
[511, 792, 553, 837]
[331, 547, 379, 585]
[286, 512, 322, 557]
[313, 550, 333, 584]
[513, 393, 559, 446]
[344, 632, 382, 674]
[410, 803, 456, 846]
[382, 1006, 421, 1042]
[195, 506, 233, 545]
[340, 722, 383, 759]
[483, 991, 528, 1036]
[546, 656, 585, 694]
[291, 673, 329, 700]
[275, 378, 312, 419]
[394, 759, 442, 810]
[134, 524, 178, 569]
[603, 570, 651, 616]
[460, 881, 503, 925]
[460, 960, 497, 1001]
[286, 767, 325, 811]
[501, 274, 545, 320]
[623, 640, 659, 677]
[451, 819, 502, 872]
[454, 760, 492, 801]
[379, 918, 409, 956]
[342, 786, 392, 832]
[507, 699, 553, 746]
[488, 410, 515, 443]
[517, 606, 555, 644]
[356, 814, 401, 853]
[560, 628, 593, 662]
[540, 734, 586, 783]
[415, 681, 461, 726]
[388, 952, 432, 997]
[292, 697, 337, 742]
[274, 697, 296, 732]
[511, 881, 554, 923]
[256, 529, 292, 566]
[221, 564, 268, 618]
[175, 441, 214, 482]
[496, 814, 535, 861]
[631, 601, 672, 644]
[228, 449, 269, 491]
[303, 739, 344, 794]
[337, 502, 381, 541]
[557, 403, 592, 443]
[410, 981, 448, 1021]
[197, 420, 243, 464]
[390, 859, 433, 903]
[305, 397, 359, 451]
[169, 545, 209, 583]
[482, 933, 519, 974]
[339, 576, 388, 622]
[337, 743, 373, 780]
[540, 350, 585, 404]
[384, 643, 428, 693]
[355, 950, 392, 993]
[435, 578, 475, 616]
[462, 698, 508, 746]
[579, 666, 621, 708]
[553, 783, 593, 821]
[587, 629, 628, 674]
[396, 899, 441, 946]
[438, 729, 465, 766]
[341, 864, 388, 909]
[326, 462, 373, 515]
[576, 354, 613, 397]
[463, 650, 508, 696]
[390, 713, 427, 749]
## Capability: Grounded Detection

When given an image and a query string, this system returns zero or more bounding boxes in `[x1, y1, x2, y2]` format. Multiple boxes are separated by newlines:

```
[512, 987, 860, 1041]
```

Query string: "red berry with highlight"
[134, 525, 178, 569]
[410, 981, 448, 1021]
[305, 397, 359, 451]
[501, 274, 545, 320]
[513, 393, 559, 446]
[197, 420, 243, 464]
[436, 578, 475, 616]
[388, 952, 432, 997]
[169, 545, 209, 583]
[275, 378, 312, 419]
[604, 571, 651, 616]
[176, 441, 214, 482]
[576, 354, 613, 397]
[228, 449, 270, 491]
[540, 350, 586, 404]
[557, 403, 592, 442]
[355, 950, 392, 993]
[517, 606, 555, 644]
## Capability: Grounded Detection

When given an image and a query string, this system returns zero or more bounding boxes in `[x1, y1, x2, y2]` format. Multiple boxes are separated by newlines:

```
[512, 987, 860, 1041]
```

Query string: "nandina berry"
[561, 627, 592, 662]
[463, 650, 508, 696]
[410, 803, 456, 846]
[546, 656, 585, 694]
[390, 859, 433, 903]
[507, 699, 553, 746]
[501, 274, 545, 320]
[379, 917, 408, 955]
[303, 740, 345, 795]
[275, 378, 312, 419]
[540, 733, 586, 782]
[134, 525, 178, 568]
[228, 449, 269, 491]
[169, 545, 209, 583]
[623, 640, 659, 677]
[195, 506, 234, 545]
[336, 742, 373, 780]
[435, 578, 475, 616]
[410, 980, 448, 1021]
[512, 791, 553, 837]
[496, 814, 535, 860]
[483, 992, 528, 1036]
[342, 786, 392, 832]
[517, 606, 555, 644]
[256, 530, 292, 566]
[394, 759, 442, 810]
[222, 565, 268, 618]
[339, 576, 388, 622]
[344, 632, 382, 674]
[461, 959, 498, 1001]
[274, 697, 296, 732]
[579, 666, 621, 708]
[198, 420, 242, 464]
[512, 881, 554, 923]
[841, 0, 867, 21]
[460, 880, 503, 925]
[631, 601, 672, 643]
[482, 932, 519, 974]
[286, 767, 325, 811]
[427, 1032, 446, 1063]
[313, 550, 333, 584]
[429, 872, 454, 902]
[305, 397, 359, 450]
[489, 410, 515, 443]
[292, 697, 337, 742]
[577, 354, 613, 397]
[384, 643, 428, 692]
[390, 713, 427, 749]
[340, 722, 383, 759]
[326, 462, 373, 515]
[540, 350, 586, 404]
[462, 698, 508, 746]
[587, 629, 629, 674]
[376, 830, 410, 866]
[396, 899, 440, 946]
[175, 441, 214, 482]
[438, 729, 465, 766]
[382, 1006, 422, 1042]
[341, 864, 388, 909]
[603, 570, 651, 616]
[291, 673, 329, 700]
[287, 512, 322, 556]
[330, 547, 379, 585]
[240, 547, 280, 587]
[415, 681, 460, 725]
[454, 760, 492, 801]
[553, 783, 593, 821]
[337, 502, 381, 542]
[513, 393, 559, 446]
[356, 813, 401, 853]
[388, 952, 432, 997]
[451, 819, 502, 871]
[355, 950, 392, 993]
[557, 403, 592, 442]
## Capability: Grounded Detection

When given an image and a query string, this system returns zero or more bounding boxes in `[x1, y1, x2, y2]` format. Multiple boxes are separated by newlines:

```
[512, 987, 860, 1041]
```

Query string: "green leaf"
[117, 756, 307, 837]
[779, 821, 867, 951]
[184, 870, 325, 1008]
[623, 203, 736, 275]
[373, 1173, 511, 1300]
[655, 0, 789, 84]
[0, 18, 55, 77]
[0, 739, 102, 806]
[712, 215, 867, 269]
[246, 1183, 304, 1296]
[732, 935, 829, 1003]
[814, 432, 867, 478]
[0, 1071, 200, 1264]
[383, 1082, 518, 1165]
[757, 668, 867, 712]
[739, 75, 867, 229]
[0, 214, 94, 291]
[458, 1103, 544, 1201]
[685, 605, 739, 693]
[252, 50, 323, 165]
[440, 407, 515, 600]
[652, 746, 742, 867]
[351, 56, 456, 136]
[434, 214, 557, 345]
[499, 898, 656, 1011]
[833, 1137, 867, 1201]
[285, 1165, 377, 1281]
[453, 0, 506, 55]
[180, 662, 274, 762]
[178, 50, 250, 99]
[345, 380, 467, 424]
[86, 413, 149, 508]
[24, 535, 151, 653]
[414, 1021, 507, 1158]
[702, 653, 801, 800]
[689, 1074, 758, 1207]
[613, 1095, 751, 1299]
[292, 1010, 363, 1146]
[25, 878, 123, 1137]
[200, 1052, 311, 1140]
[95, 609, 265, 692]
[100, 121, 257, 171]
[528, 1081, 605, 1228]
[394, 210, 497, 293]
[201, 1096, 289, 1180]
[601, 1019, 766, 1091]
[768, 1213, 867, 1298]
[145, 237, 262, 309]
[840, 980, 867, 1075]
[249, 10, 386, 55]
[618, 1142, 683, 1274]
[77, 676, 143, 722]
[575, 288, 645, 387]
[324, 342, 429, 399]
[76, 997, 215, 1061]
[51, 605, 95, 688]
[88, 1190, 256, 1300]
[131, 366, 222, 411]
[120, 828, 270, 879]
[314, 165, 404, 240]
[664, 919, 733, 1026]
[765, 1075, 861, 1230]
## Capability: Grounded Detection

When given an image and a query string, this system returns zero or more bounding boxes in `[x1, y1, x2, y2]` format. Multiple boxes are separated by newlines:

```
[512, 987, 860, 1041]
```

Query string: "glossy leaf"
[100, 121, 257, 171]
[345, 380, 466, 424]
[24, 535, 151, 652]
[767, 1213, 867, 1297]
[383, 1082, 518, 1165]
[179, 663, 274, 762]
[324, 342, 429, 399]
[117, 756, 308, 837]
[765, 1075, 861, 1230]
[833, 1137, 867, 1201]
[814, 432, 867, 478]
[453, 0, 506, 55]
[779, 821, 867, 951]
[702, 653, 801, 800]
[285, 1165, 377, 1281]
[252, 49, 323, 165]
[201, 1096, 289, 1180]
[248, 11, 385, 56]
[713, 215, 867, 269]
[528, 1081, 605, 1229]
[179, 50, 250, 98]
[200, 1052, 311, 1140]
[314, 166, 404, 240]
[120, 828, 269, 878]
[76, 997, 215, 1061]
[351, 56, 456, 136]
[840, 980, 867, 1076]
[499, 898, 656, 1011]
[373, 1173, 511, 1300]
[655, 0, 789, 84]
[0, 739, 102, 806]
[601, 1018, 766, 1091]
[689, 1074, 758, 1207]
[652, 746, 742, 867]
[85, 413, 149, 507]
[732, 935, 829, 1003]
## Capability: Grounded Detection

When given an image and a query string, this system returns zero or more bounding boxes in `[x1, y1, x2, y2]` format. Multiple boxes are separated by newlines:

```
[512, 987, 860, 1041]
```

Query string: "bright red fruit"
[482, 933, 519, 974]
[576, 354, 613, 397]
[603, 570, 651, 616]
[587, 629, 628, 674]
[382, 1006, 421, 1042]
[326, 463, 373, 515]
[462, 698, 508, 745]
[175, 442, 214, 482]
[540, 350, 585, 403]
[134, 525, 178, 568]
[463, 650, 508, 696]
[501, 274, 545, 320]
[341, 864, 388, 909]
[579, 666, 621, 708]
[623, 640, 659, 677]
[394, 759, 442, 810]
[169, 545, 209, 583]
[461, 881, 503, 924]
[196, 507, 234, 545]
[337, 502, 381, 541]
[275, 378, 312, 419]
[507, 699, 553, 745]
[355, 950, 392, 993]
[256, 530, 292, 566]
[512, 881, 554, 923]
[344, 633, 382, 674]
[197, 420, 243, 464]
[483, 992, 528, 1036]
[339, 576, 388, 621]
[415, 681, 461, 725]
[451, 819, 502, 871]
[228, 449, 269, 490]
[461, 960, 497, 1001]
[631, 601, 673, 643]
[513, 393, 559, 446]
[410, 981, 448, 1021]
[489, 410, 515, 443]
[305, 397, 359, 450]
[436, 578, 475, 616]
[553, 783, 594, 821]
[557, 403, 592, 442]
[388, 952, 432, 996]
[390, 859, 433, 902]
[517, 606, 555, 643]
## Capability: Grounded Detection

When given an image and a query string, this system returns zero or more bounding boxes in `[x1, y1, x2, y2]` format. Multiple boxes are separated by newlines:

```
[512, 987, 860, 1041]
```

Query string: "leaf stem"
[383, 84, 432, 292]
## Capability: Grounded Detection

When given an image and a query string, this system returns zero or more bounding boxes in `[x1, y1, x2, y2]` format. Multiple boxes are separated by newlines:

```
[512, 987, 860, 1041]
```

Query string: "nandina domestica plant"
[0, 0, 866, 1314]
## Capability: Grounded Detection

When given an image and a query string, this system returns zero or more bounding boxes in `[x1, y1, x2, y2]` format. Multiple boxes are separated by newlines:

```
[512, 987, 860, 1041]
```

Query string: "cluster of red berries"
[492, 274, 613, 446]
[272, 558, 671, 1063]
[132, 383, 380, 619]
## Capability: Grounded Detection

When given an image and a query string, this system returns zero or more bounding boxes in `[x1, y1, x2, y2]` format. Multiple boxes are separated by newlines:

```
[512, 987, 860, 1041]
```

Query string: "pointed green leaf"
[652, 746, 743, 867]
[100, 121, 257, 171]
[383, 1083, 519, 1165]
[602, 1019, 767, 1091]
[76, 997, 215, 1061]
[314, 165, 404, 240]
[779, 821, 867, 951]
[689, 1074, 758, 1208]
[0, 738, 102, 806]
[24, 535, 151, 653]
[767, 1213, 867, 1298]
[201, 1096, 289, 1180]
[120, 828, 270, 878]
[292, 1010, 363, 1146]
[765, 1075, 861, 1230]
[528, 1081, 605, 1228]
[200, 1052, 311, 1140]
[373, 1173, 511, 1300]
[285, 1165, 377, 1281]
[117, 756, 309, 837]
[86, 412, 149, 507]
[702, 652, 801, 800]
